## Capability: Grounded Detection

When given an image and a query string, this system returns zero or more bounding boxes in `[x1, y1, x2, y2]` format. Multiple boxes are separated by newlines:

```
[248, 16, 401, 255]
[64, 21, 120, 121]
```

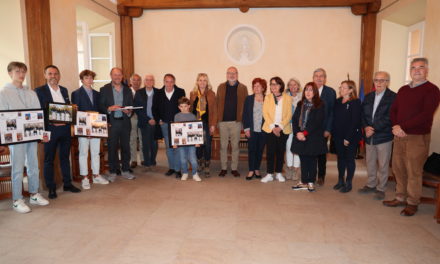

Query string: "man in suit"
[72, 69, 109, 190]
[313, 68, 336, 186]
[134, 74, 159, 169]
[216, 66, 248, 177]
[129, 74, 143, 168]
[153, 74, 185, 178]
[35, 65, 81, 199]
[359, 71, 396, 200]
[99, 67, 134, 181]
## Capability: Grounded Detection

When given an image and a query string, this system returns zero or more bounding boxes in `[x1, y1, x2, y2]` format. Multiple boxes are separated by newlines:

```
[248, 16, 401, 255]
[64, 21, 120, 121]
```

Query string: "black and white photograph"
[47, 103, 74, 123]
[170, 121, 204, 146]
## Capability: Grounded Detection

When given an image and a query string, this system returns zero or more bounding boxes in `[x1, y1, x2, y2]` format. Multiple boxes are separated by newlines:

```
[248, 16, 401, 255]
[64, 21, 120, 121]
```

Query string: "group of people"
[0, 57, 439, 217]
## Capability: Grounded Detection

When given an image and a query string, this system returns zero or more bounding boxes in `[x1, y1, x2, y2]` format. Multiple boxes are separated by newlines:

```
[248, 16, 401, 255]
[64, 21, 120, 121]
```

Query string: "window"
[89, 33, 113, 88]
[405, 21, 424, 83]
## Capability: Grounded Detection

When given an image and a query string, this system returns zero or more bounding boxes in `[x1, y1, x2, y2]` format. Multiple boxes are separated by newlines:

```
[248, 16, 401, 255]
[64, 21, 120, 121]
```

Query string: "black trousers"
[44, 125, 72, 189]
[334, 138, 357, 186]
[140, 123, 158, 166]
[108, 119, 131, 172]
[299, 155, 318, 184]
[247, 131, 266, 171]
[266, 132, 287, 173]
[317, 136, 329, 179]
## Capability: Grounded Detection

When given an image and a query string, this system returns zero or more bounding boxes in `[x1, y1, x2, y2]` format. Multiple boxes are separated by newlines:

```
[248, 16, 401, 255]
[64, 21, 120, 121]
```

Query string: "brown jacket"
[189, 89, 218, 127]
[216, 82, 248, 122]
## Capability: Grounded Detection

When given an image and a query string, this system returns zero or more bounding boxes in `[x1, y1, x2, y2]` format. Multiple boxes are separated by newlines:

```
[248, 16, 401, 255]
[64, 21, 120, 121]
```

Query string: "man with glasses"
[216, 66, 248, 177]
[383, 57, 440, 216]
[359, 71, 396, 200]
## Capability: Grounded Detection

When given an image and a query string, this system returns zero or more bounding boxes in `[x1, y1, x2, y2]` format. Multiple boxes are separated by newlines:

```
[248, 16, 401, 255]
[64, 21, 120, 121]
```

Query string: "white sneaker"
[82, 177, 91, 190]
[121, 171, 135, 180]
[193, 173, 202, 182]
[181, 173, 188, 181]
[29, 193, 49, 206]
[308, 182, 316, 192]
[261, 174, 274, 183]
[93, 175, 109, 185]
[292, 182, 308, 190]
[13, 199, 31, 213]
[276, 173, 286, 182]
[106, 173, 117, 183]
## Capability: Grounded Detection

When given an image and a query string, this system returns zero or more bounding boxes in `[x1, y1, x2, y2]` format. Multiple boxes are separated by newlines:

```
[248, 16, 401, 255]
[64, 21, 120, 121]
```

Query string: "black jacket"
[35, 84, 71, 128]
[291, 101, 327, 156]
[242, 94, 264, 133]
[361, 88, 396, 145]
[99, 82, 133, 123]
[332, 98, 362, 144]
[152, 85, 185, 123]
[134, 87, 159, 128]
[71, 86, 100, 112]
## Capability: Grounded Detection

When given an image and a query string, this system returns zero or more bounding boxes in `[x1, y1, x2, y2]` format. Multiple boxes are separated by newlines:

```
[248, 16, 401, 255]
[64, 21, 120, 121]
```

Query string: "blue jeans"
[9, 142, 40, 200]
[161, 122, 180, 171]
[196, 121, 212, 161]
[178, 146, 197, 174]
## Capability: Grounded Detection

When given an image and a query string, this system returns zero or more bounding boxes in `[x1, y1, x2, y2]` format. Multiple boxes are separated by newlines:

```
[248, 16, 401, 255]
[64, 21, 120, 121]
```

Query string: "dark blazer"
[71, 86, 100, 112]
[134, 87, 159, 128]
[35, 84, 71, 127]
[242, 94, 264, 133]
[152, 85, 186, 123]
[361, 88, 396, 145]
[332, 98, 362, 144]
[99, 82, 133, 122]
[291, 101, 327, 156]
[320, 85, 336, 133]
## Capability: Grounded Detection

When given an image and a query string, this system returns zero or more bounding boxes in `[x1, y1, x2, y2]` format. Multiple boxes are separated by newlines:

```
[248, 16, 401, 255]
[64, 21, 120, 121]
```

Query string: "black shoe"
[340, 185, 352, 193]
[218, 170, 227, 177]
[63, 185, 81, 193]
[246, 173, 254, 181]
[333, 183, 344, 190]
[48, 188, 57, 199]
[165, 169, 175, 176]
[255, 173, 262, 179]
[128, 168, 134, 173]
[231, 170, 240, 177]
[116, 169, 122, 176]
[175, 172, 182, 178]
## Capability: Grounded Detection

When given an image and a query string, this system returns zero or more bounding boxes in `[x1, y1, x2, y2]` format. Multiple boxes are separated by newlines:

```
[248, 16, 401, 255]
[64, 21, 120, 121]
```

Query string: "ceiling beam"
[117, 0, 380, 15]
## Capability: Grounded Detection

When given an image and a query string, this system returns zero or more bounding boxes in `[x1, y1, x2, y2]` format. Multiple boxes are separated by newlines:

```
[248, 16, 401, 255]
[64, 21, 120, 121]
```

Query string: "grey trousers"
[218, 121, 241, 170]
[365, 141, 392, 192]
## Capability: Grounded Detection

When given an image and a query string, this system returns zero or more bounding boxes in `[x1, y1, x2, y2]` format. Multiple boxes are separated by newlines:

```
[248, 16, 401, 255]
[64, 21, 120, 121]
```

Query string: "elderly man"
[313, 68, 336, 186]
[216, 66, 248, 177]
[383, 57, 440, 216]
[36, 65, 81, 199]
[359, 71, 396, 200]
[129, 74, 143, 168]
[153, 74, 185, 178]
[134, 74, 159, 169]
[99, 67, 134, 181]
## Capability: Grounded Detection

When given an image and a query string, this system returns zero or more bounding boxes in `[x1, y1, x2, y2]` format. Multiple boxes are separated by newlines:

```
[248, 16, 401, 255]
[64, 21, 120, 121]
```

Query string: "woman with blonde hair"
[332, 80, 362, 193]
[189, 73, 217, 177]
[285, 78, 302, 181]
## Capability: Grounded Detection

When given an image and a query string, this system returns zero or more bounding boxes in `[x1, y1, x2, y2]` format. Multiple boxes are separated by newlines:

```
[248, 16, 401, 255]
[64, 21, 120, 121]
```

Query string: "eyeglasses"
[373, 79, 388, 83]
[270, 83, 279, 86]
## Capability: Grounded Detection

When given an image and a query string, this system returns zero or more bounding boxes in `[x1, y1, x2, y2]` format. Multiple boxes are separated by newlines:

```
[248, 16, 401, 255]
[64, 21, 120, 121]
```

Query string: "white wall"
[377, 20, 408, 92]
[50, 0, 120, 92]
[424, 0, 440, 153]
[0, 0, 26, 86]
[133, 8, 361, 94]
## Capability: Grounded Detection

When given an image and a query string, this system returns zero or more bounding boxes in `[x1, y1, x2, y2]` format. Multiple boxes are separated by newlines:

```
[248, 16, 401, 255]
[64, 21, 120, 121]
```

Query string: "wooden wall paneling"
[360, 12, 377, 94]
[24, 0, 53, 89]
[120, 15, 135, 82]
